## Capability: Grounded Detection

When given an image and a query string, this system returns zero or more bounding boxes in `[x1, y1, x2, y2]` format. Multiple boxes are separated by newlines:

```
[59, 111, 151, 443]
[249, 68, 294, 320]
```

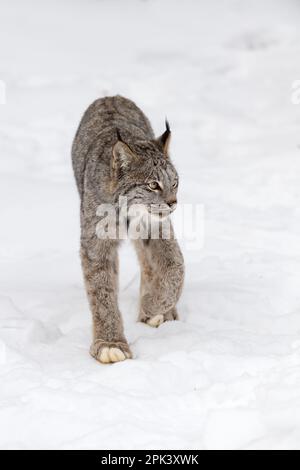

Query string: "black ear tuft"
[165, 118, 170, 134]
[160, 119, 171, 147]
[157, 118, 171, 156]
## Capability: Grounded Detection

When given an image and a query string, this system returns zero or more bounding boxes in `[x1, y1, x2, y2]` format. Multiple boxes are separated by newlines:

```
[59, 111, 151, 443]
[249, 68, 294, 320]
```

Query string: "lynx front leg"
[81, 237, 132, 363]
[134, 237, 184, 327]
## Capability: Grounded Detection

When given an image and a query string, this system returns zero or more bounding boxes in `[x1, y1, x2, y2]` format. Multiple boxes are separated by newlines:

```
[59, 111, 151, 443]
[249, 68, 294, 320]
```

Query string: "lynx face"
[112, 129, 178, 220]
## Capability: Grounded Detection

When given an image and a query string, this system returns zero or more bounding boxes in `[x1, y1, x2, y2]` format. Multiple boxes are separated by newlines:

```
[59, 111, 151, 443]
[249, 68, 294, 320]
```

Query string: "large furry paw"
[90, 340, 132, 364]
[141, 308, 179, 328]
[147, 314, 164, 328]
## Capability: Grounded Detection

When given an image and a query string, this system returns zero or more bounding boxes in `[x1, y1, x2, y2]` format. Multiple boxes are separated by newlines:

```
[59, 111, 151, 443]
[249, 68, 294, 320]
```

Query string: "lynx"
[72, 96, 184, 363]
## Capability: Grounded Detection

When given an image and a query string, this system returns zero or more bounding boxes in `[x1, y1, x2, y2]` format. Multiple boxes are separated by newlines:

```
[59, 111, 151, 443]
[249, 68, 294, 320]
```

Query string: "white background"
[0, 0, 300, 449]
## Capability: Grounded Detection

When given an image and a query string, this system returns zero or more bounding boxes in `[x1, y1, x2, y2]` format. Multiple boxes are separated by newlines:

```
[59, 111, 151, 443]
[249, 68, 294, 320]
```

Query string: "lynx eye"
[173, 180, 178, 189]
[148, 181, 161, 191]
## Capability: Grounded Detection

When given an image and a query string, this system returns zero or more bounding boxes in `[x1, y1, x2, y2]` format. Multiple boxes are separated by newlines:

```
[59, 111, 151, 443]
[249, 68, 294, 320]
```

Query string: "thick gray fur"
[72, 95, 184, 363]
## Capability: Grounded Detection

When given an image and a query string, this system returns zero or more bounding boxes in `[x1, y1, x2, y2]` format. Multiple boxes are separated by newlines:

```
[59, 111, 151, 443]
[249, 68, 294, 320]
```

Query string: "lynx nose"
[167, 199, 177, 209]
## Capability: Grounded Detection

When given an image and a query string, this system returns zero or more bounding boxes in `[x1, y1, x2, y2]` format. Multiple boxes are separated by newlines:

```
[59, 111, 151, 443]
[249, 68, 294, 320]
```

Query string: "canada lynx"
[72, 96, 184, 363]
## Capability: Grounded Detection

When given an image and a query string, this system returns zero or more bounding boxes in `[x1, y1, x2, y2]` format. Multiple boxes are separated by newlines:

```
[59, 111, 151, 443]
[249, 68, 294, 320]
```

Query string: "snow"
[1, 0, 300, 450]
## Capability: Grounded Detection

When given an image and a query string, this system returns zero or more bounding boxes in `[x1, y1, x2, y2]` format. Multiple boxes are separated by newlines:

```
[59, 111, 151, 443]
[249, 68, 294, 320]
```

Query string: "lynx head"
[111, 121, 178, 219]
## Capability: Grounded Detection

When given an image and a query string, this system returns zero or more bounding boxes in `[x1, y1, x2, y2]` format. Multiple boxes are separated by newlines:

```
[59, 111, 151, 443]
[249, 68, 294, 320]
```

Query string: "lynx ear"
[156, 119, 171, 156]
[112, 131, 137, 174]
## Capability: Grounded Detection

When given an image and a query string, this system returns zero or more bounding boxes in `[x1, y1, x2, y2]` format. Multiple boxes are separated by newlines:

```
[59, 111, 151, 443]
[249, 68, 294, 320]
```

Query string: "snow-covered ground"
[1, 0, 300, 450]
